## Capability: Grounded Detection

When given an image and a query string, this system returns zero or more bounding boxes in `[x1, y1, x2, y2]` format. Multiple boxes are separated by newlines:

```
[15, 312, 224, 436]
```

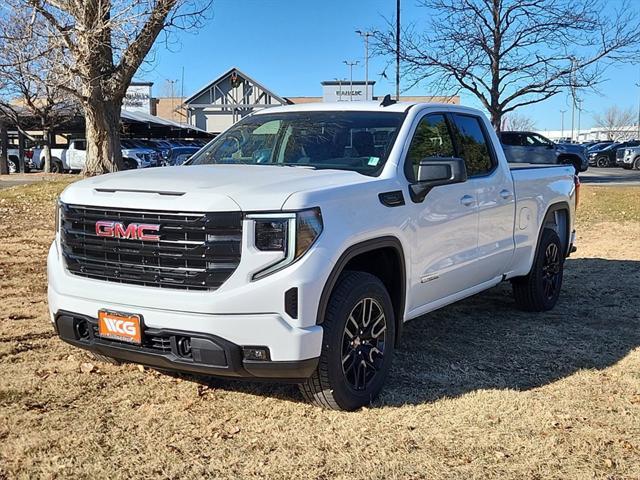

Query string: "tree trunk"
[42, 127, 52, 173]
[491, 110, 503, 132]
[41, 124, 51, 173]
[0, 122, 8, 175]
[83, 99, 123, 175]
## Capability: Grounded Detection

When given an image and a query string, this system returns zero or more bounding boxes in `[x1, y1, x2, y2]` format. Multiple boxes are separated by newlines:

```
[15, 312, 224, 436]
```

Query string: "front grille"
[61, 204, 242, 291]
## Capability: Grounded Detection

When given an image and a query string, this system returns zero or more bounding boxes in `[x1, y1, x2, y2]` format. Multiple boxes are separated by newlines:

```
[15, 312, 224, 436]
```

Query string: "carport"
[1, 107, 212, 173]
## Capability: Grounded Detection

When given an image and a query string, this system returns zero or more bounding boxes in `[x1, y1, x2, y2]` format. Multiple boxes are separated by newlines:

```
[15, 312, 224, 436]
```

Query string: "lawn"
[0, 178, 639, 479]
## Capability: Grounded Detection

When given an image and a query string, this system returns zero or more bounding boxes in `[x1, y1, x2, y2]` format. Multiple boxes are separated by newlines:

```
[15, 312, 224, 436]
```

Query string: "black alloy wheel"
[512, 228, 564, 312]
[299, 271, 395, 410]
[341, 297, 388, 391]
[541, 242, 561, 301]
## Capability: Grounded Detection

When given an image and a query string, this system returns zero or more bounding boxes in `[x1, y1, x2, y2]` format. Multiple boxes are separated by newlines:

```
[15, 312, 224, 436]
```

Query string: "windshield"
[187, 111, 405, 175]
[601, 143, 620, 151]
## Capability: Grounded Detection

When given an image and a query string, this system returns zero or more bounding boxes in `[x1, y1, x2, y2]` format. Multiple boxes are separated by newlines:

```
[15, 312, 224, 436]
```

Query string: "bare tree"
[501, 113, 536, 131]
[0, 14, 78, 173]
[0, 0, 211, 175]
[374, 0, 640, 131]
[593, 106, 636, 141]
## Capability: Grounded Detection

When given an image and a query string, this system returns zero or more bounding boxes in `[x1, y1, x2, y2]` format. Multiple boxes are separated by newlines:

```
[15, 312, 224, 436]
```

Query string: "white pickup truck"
[48, 101, 578, 410]
[37, 139, 159, 172]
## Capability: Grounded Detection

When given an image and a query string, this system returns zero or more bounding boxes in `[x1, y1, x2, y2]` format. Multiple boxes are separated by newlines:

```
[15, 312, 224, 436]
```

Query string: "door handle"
[500, 189, 513, 200]
[460, 195, 475, 207]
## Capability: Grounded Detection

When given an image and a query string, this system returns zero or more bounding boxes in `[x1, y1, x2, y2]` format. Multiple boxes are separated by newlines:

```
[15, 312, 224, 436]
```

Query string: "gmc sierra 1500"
[48, 101, 578, 410]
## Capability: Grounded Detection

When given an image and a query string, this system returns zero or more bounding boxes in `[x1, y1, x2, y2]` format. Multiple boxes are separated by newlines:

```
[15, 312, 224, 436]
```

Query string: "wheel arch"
[539, 202, 571, 258]
[316, 236, 407, 347]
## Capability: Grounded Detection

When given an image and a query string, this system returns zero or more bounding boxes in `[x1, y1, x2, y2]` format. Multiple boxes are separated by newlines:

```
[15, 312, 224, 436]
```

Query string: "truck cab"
[48, 102, 577, 410]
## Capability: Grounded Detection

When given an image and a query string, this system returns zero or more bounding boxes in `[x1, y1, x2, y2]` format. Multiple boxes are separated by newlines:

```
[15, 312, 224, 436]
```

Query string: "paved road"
[0, 173, 71, 190]
[0, 175, 42, 190]
[580, 167, 640, 186]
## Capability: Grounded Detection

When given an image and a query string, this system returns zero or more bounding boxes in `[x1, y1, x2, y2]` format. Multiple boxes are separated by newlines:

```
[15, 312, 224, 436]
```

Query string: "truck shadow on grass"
[182, 257, 640, 407]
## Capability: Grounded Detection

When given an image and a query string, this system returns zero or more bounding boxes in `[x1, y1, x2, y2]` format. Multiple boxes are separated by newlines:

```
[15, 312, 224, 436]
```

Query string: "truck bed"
[509, 162, 568, 170]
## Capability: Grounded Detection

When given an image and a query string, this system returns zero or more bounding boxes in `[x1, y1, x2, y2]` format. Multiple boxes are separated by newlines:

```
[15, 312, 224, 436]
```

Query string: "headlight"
[255, 218, 290, 251]
[249, 208, 323, 279]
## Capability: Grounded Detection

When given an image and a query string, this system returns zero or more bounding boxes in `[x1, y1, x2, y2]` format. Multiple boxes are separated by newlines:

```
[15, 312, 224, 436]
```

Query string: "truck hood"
[60, 164, 369, 212]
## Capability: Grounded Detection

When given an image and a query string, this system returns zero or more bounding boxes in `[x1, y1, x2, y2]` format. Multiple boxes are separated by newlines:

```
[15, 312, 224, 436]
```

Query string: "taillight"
[574, 175, 580, 210]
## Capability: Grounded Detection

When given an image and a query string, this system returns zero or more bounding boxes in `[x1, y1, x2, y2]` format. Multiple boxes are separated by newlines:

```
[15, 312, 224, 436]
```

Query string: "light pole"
[577, 100, 582, 142]
[636, 77, 640, 139]
[343, 60, 359, 101]
[560, 109, 566, 138]
[567, 57, 577, 142]
[168, 79, 179, 121]
[334, 77, 346, 101]
[356, 30, 375, 101]
[396, 0, 401, 101]
[570, 95, 576, 143]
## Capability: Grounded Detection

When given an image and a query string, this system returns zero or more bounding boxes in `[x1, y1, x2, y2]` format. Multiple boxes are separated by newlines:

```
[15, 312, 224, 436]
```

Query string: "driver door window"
[405, 114, 455, 181]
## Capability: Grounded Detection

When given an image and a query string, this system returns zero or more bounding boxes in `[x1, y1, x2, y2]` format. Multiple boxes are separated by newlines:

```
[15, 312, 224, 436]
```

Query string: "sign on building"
[321, 80, 375, 102]
[123, 82, 153, 114]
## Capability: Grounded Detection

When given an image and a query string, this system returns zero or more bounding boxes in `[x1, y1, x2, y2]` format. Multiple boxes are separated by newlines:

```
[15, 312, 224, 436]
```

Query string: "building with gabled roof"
[183, 67, 288, 134]
[159, 67, 460, 135]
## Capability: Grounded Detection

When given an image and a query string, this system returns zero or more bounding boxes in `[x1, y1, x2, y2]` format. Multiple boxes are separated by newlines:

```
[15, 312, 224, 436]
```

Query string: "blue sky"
[141, 0, 639, 132]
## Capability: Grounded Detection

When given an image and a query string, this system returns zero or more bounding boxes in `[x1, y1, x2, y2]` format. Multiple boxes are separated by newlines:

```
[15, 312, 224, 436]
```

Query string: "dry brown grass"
[0, 178, 639, 479]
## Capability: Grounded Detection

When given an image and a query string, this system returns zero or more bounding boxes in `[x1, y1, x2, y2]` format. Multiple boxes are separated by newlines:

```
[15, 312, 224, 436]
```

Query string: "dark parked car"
[587, 141, 614, 153]
[589, 140, 640, 168]
[163, 146, 201, 166]
[499, 131, 588, 172]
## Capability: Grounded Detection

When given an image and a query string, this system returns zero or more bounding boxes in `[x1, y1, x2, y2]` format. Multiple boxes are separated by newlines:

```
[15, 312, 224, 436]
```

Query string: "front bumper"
[48, 238, 325, 377]
[54, 310, 318, 381]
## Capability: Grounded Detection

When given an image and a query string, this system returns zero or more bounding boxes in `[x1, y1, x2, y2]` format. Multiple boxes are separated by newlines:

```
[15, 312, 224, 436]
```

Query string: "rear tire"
[50, 158, 63, 173]
[299, 271, 395, 411]
[91, 353, 121, 365]
[512, 229, 564, 312]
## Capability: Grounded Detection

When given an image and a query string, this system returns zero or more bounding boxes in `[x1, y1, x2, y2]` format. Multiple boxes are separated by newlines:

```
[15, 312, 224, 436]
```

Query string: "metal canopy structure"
[184, 67, 287, 133]
[120, 110, 210, 138]
[0, 107, 212, 139]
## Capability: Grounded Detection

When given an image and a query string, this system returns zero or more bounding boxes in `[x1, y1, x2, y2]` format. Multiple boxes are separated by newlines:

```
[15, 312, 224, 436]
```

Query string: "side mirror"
[411, 157, 467, 202]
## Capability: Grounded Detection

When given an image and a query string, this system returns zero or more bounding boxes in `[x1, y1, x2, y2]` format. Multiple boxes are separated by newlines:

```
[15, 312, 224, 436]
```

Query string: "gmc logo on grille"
[95, 221, 160, 241]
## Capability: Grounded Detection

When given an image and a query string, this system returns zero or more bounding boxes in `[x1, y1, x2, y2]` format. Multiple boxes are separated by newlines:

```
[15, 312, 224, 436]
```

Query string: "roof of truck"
[253, 100, 465, 114]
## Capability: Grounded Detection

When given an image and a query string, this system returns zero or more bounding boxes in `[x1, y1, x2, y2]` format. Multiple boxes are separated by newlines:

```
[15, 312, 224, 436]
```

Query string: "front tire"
[299, 271, 395, 411]
[512, 229, 564, 312]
